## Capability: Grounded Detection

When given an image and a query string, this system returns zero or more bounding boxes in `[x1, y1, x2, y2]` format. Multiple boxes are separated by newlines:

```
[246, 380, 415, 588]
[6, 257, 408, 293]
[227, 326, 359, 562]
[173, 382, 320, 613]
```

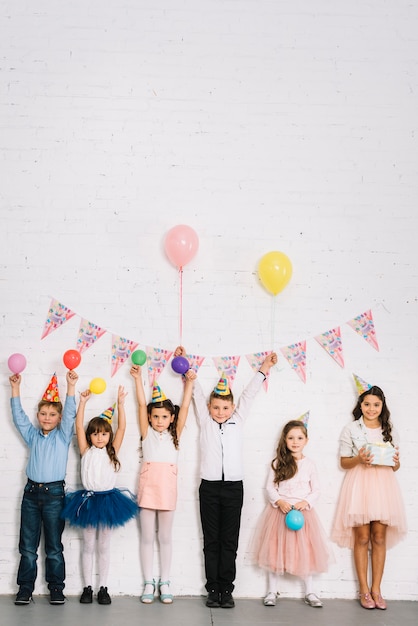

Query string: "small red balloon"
[63, 349, 81, 370]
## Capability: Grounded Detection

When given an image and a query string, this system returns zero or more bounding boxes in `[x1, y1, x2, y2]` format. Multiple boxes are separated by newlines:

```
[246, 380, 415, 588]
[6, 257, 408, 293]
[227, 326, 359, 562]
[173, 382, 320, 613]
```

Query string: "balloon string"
[271, 295, 276, 350]
[179, 267, 183, 345]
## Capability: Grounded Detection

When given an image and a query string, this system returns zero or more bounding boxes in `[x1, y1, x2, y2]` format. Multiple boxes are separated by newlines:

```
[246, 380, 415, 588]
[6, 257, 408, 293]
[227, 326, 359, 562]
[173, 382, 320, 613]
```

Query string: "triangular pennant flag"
[297, 411, 310, 429]
[41, 298, 76, 339]
[314, 327, 344, 368]
[111, 335, 138, 377]
[145, 346, 173, 387]
[347, 309, 379, 351]
[353, 373, 372, 395]
[245, 351, 272, 391]
[212, 355, 241, 389]
[76, 318, 107, 354]
[280, 341, 307, 383]
[185, 353, 205, 374]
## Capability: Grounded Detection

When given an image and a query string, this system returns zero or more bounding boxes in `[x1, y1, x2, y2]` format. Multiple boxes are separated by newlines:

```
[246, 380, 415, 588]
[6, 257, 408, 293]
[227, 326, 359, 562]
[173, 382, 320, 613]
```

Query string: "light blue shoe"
[159, 580, 173, 604]
[141, 580, 156, 604]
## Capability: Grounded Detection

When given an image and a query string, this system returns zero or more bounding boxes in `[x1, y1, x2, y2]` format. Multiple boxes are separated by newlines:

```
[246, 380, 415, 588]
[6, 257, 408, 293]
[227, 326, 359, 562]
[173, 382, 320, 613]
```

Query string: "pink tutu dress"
[331, 417, 407, 549]
[252, 457, 333, 577]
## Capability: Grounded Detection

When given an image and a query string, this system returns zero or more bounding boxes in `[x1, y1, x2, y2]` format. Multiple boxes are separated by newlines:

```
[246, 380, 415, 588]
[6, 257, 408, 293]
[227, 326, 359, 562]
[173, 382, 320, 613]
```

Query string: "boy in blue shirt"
[9, 370, 78, 605]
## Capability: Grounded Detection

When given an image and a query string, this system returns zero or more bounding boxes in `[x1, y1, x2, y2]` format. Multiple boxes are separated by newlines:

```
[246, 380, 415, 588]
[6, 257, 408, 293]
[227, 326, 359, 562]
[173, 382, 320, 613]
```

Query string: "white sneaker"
[304, 593, 323, 607]
[264, 592, 278, 606]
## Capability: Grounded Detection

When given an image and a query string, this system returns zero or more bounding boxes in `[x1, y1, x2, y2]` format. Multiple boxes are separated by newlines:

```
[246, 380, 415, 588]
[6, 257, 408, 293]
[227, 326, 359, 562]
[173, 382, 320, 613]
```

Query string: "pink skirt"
[251, 504, 333, 577]
[138, 461, 178, 511]
[331, 463, 407, 549]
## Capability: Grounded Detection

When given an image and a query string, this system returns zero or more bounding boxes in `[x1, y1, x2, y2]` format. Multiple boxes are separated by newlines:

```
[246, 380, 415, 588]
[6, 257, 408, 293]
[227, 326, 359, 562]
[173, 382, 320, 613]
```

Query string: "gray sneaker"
[264, 592, 278, 606]
[304, 593, 323, 607]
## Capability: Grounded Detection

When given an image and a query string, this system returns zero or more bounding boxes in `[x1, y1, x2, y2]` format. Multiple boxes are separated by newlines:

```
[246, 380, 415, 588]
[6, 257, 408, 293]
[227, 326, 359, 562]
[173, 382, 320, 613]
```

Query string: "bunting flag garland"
[111, 335, 138, 377]
[145, 346, 173, 387]
[76, 318, 107, 353]
[246, 351, 272, 391]
[280, 341, 307, 383]
[347, 309, 379, 351]
[41, 299, 76, 340]
[212, 355, 241, 389]
[185, 353, 206, 374]
[314, 327, 345, 368]
[297, 410, 310, 429]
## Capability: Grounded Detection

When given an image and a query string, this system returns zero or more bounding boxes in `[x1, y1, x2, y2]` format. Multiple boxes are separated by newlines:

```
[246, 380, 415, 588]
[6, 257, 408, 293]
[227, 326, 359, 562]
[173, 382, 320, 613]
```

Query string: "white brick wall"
[0, 0, 417, 600]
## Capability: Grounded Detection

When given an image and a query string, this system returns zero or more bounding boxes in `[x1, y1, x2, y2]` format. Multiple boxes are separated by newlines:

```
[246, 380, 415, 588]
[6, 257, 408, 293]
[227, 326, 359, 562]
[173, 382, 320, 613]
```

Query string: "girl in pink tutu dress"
[331, 384, 407, 610]
[252, 420, 332, 608]
[130, 351, 194, 605]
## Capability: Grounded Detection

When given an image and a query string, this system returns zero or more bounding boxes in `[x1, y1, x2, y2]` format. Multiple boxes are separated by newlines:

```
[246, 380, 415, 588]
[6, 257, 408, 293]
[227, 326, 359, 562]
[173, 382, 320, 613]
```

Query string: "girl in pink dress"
[331, 384, 407, 610]
[130, 351, 194, 605]
[252, 420, 332, 608]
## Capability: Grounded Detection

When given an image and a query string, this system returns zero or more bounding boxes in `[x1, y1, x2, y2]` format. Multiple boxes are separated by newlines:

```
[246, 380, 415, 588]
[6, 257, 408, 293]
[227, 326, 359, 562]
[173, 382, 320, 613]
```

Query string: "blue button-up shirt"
[11, 395, 76, 483]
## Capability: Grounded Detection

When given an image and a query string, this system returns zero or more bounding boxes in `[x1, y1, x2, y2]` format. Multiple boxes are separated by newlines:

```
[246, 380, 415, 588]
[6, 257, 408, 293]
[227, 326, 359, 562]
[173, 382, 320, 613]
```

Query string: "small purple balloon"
[171, 356, 189, 375]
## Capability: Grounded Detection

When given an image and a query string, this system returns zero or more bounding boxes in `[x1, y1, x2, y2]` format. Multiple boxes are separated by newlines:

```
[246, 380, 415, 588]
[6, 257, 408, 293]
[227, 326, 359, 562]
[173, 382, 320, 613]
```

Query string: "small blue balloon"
[171, 356, 189, 375]
[285, 509, 305, 531]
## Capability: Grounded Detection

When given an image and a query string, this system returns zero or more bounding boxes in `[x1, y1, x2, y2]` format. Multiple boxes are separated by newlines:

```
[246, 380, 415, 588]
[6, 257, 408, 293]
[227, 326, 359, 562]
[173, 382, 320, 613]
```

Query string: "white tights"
[140, 508, 175, 584]
[82, 526, 112, 588]
[267, 571, 315, 596]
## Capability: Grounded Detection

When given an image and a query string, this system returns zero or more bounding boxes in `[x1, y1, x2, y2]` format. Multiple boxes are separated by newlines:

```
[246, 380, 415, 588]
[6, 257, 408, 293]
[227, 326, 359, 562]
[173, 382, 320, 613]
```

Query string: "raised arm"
[76, 390, 91, 456]
[176, 370, 196, 438]
[113, 385, 128, 454]
[130, 365, 149, 439]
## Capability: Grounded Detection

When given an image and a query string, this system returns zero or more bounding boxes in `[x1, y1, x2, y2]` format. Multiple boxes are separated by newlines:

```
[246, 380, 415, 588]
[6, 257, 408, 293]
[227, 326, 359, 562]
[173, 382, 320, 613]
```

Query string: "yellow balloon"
[89, 377, 107, 394]
[258, 251, 293, 296]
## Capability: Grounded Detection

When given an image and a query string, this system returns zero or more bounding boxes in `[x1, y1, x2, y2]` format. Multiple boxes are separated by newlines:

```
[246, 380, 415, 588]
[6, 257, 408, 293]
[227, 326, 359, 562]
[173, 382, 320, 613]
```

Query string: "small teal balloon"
[171, 356, 189, 374]
[131, 350, 147, 366]
[285, 509, 304, 531]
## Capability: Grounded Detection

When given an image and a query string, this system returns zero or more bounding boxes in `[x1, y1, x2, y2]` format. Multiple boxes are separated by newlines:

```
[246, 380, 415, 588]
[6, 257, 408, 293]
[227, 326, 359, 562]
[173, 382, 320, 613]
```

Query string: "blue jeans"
[17, 480, 66, 592]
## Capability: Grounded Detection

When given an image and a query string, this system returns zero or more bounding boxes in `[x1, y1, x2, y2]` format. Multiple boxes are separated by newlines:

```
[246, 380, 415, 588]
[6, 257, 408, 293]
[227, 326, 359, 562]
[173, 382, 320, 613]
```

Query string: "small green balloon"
[131, 350, 146, 366]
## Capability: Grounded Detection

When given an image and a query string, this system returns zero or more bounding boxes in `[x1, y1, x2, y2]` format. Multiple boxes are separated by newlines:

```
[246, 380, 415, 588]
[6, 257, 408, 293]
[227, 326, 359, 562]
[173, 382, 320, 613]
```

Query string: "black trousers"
[199, 479, 244, 593]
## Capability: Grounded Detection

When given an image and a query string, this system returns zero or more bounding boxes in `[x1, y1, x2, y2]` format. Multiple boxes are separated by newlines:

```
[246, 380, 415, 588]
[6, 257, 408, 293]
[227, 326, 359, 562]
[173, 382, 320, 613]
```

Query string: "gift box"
[365, 442, 395, 466]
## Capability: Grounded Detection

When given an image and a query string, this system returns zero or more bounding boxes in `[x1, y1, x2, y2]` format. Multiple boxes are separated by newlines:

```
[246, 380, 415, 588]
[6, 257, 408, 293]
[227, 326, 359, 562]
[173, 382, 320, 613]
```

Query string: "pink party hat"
[152, 384, 167, 403]
[213, 373, 231, 396]
[353, 373, 372, 395]
[100, 403, 115, 423]
[42, 373, 60, 403]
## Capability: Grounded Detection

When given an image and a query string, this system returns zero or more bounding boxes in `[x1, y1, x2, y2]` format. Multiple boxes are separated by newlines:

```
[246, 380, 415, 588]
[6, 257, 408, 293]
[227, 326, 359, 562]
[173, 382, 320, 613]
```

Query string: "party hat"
[99, 403, 115, 423]
[42, 373, 60, 403]
[297, 411, 310, 429]
[213, 373, 231, 396]
[353, 373, 372, 395]
[152, 383, 167, 403]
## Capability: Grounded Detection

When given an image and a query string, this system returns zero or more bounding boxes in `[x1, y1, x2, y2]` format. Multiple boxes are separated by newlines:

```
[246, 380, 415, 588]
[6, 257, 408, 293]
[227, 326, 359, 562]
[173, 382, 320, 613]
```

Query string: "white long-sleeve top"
[265, 456, 320, 510]
[192, 372, 265, 481]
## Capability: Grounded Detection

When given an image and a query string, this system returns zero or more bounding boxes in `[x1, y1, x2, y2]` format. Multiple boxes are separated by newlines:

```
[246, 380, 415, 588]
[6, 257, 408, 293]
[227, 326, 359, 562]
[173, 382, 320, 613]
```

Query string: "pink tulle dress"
[331, 417, 407, 549]
[252, 457, 333, 577]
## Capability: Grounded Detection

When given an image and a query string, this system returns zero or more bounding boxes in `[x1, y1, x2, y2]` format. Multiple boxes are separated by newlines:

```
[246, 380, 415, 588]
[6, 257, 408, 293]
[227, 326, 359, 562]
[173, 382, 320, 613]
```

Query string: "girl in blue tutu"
[62, 385, 138, 605]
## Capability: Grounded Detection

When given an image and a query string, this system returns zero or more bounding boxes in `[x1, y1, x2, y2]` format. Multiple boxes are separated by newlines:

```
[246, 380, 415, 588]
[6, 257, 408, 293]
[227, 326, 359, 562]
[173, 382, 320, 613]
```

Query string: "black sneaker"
[97, 586, 111, 605]
[206, 589, 220, 608]
[220, 590, 235, 608]
[49, 588, 65, 604]
[80, 586, 93, 604]
[14, 588, 32, 605]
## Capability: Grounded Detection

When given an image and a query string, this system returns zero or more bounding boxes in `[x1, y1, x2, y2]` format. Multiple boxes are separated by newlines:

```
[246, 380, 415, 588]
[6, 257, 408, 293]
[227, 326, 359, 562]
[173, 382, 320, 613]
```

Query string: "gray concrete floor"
[0, 595, 416, 626]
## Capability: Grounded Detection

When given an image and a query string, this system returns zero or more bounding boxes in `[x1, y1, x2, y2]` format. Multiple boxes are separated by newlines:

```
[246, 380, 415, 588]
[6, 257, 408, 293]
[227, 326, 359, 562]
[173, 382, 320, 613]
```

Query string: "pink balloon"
[164, 225, 199, 269]
[8, 353, 27, 374]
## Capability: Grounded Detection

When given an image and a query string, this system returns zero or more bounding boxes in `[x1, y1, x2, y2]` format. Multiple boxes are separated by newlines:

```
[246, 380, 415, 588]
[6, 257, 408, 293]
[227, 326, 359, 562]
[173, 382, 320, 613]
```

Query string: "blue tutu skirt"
[62, 488, 139, 529]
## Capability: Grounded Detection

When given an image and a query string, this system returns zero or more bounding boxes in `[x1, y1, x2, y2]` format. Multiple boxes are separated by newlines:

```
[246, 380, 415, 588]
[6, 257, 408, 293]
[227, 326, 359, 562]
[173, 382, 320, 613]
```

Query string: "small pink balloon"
[164, 224, 199, 269]
[8, 353, 27, 374]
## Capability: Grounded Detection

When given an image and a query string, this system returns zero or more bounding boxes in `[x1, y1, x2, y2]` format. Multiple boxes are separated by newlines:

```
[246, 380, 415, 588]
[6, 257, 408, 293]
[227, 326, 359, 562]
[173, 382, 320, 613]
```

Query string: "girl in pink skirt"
[130, 350, 194, 605]
[252, 420, 332, 608]
[331, 383, 407, 610]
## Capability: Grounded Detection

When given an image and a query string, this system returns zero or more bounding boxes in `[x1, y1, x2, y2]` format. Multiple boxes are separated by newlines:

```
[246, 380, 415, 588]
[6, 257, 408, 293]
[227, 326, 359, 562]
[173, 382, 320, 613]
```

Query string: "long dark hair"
[86, 417, 121, 470]
[271, 420, 308, 485]
[147, 399, 180, 449]
[353, 385, 393, 443]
